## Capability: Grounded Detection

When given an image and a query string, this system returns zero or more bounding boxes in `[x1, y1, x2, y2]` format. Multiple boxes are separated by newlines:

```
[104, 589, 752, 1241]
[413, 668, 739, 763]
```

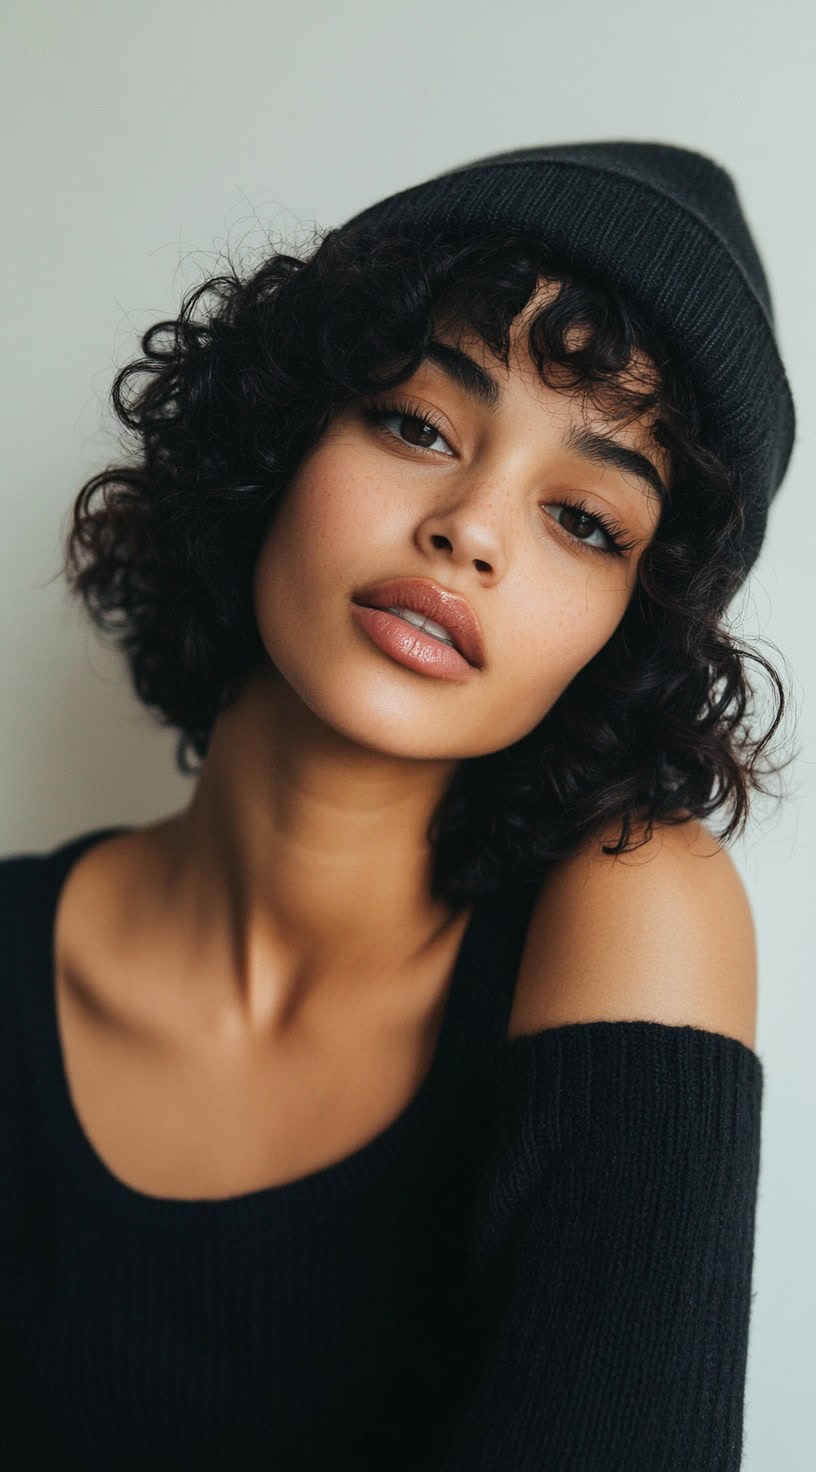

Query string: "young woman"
[1, 142, 796, 1469]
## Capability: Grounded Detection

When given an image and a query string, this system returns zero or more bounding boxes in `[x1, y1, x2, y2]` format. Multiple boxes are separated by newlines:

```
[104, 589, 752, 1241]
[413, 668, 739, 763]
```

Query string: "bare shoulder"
[508, 816, 758, 1051]
[54, 824, 172, 1032]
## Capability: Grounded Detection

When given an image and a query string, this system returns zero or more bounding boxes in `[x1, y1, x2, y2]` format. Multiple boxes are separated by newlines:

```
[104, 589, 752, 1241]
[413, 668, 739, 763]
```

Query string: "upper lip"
[351, 577, 485, 668]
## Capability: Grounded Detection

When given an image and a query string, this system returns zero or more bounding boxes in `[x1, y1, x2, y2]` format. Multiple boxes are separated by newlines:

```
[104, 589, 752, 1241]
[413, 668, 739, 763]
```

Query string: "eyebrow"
[422, 338, 667, 504]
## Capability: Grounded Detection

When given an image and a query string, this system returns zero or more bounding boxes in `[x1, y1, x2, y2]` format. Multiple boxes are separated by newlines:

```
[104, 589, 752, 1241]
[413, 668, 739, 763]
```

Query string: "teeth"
[384, 605, 455, 647]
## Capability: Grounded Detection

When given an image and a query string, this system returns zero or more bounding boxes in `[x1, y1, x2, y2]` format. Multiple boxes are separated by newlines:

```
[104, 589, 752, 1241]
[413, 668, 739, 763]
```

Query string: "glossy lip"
[350, 577, 485, 669]
[350, 604, 475, 681]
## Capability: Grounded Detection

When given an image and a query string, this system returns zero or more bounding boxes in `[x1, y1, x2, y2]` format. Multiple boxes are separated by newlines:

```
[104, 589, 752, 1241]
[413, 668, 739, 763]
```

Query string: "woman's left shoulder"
[508, 817, 758, 1051]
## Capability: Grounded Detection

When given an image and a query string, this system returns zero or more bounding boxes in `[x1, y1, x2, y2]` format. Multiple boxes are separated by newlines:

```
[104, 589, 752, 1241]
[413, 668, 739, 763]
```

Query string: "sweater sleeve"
[421, 1019, 763, 1472]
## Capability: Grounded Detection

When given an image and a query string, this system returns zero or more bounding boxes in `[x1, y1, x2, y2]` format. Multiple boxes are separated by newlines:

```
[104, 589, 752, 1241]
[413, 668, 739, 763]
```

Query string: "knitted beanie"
[336, 141, 796, 582]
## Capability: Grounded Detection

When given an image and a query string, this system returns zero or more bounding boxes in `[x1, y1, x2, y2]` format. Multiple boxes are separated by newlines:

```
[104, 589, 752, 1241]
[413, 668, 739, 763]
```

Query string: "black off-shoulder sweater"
[0, 827, 763, 1470]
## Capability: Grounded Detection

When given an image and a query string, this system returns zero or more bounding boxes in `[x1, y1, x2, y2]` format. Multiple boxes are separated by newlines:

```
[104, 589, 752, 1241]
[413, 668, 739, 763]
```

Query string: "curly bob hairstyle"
[63, 221, 793, 904]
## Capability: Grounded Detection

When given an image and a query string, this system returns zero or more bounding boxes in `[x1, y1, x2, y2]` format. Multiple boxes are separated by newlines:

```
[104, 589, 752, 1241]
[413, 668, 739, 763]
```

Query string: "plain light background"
[2, 1, 814, 1463]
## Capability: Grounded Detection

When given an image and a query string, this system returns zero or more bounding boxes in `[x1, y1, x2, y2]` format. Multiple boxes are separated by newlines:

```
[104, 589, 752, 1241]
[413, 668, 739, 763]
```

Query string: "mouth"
[350, 603, 475, 681]
[351, 577, 485, 669]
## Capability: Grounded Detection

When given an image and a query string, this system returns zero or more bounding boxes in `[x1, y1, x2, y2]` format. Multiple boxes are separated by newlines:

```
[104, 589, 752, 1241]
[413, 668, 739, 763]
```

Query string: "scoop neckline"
[21, 824, 506, 1233]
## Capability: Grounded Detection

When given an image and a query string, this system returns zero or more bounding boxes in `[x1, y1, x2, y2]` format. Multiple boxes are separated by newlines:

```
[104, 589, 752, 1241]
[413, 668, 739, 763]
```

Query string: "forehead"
[438, 274, 660, 400]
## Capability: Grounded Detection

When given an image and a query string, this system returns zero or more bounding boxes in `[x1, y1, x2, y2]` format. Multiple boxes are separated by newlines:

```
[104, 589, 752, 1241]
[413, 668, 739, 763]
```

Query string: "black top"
[0, 827, 764, 1470]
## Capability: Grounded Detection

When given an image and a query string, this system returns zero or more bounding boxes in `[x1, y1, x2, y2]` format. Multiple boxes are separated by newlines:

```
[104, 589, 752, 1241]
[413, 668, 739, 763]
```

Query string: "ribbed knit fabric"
[1, 828, 763, 1471]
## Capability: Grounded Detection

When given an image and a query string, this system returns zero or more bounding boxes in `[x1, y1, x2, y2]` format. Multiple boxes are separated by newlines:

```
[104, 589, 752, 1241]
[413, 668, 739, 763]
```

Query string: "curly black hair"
[62, 221, 795, 904]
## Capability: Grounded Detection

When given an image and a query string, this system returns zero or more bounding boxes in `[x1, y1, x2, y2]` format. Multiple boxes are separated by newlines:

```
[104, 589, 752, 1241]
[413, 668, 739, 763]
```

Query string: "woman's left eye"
[542, 503, 615, 554]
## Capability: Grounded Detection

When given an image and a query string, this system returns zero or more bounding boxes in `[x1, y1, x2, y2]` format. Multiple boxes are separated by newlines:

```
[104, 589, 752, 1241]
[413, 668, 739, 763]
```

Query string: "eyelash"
[361, 396, 637, 559]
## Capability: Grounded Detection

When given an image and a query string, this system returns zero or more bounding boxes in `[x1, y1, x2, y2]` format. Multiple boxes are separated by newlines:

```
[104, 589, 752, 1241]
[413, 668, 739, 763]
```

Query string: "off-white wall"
[2, 1, 813, 1462]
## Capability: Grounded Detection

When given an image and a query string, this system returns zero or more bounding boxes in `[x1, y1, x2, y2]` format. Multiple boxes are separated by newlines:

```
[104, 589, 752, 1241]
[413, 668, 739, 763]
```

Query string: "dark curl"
[63, 222, 795, 903]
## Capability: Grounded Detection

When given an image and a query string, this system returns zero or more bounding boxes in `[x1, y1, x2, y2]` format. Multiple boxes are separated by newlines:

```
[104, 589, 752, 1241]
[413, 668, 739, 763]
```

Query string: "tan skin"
[54, 277, 673, 1200]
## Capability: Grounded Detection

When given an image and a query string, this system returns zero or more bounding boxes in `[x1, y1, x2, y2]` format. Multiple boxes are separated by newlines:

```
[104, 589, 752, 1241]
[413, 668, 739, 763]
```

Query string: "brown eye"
[363, 399, 455, 457]
[558, 505, 599, 542]
[542, 498, 634, 558]
[396, 413, 439, 449]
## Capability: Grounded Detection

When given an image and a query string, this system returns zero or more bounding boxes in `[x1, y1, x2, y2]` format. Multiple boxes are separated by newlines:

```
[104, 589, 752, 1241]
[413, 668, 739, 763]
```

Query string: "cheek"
[250, 448, 385, 666]
[270, 444, 387, 574]
[488, 579, 626, 741]
[253, 457, 330, 585]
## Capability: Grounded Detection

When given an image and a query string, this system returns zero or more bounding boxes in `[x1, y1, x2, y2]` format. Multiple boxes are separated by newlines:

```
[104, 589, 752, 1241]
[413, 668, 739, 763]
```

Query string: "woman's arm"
[418, 824, 763, 1470]
[422, 1019, 763, 1471]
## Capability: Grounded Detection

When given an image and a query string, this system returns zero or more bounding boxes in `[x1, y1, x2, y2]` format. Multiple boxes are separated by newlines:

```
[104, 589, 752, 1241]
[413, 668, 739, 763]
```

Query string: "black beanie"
[336, 141, 796, 583]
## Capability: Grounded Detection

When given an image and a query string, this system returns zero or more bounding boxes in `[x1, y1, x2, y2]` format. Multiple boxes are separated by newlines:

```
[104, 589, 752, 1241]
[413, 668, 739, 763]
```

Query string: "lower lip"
[350, 604, 478, 681]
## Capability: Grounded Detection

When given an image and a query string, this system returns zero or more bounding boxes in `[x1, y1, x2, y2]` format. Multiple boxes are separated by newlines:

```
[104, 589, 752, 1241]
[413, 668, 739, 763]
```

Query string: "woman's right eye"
[363, 401, 455, 457]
